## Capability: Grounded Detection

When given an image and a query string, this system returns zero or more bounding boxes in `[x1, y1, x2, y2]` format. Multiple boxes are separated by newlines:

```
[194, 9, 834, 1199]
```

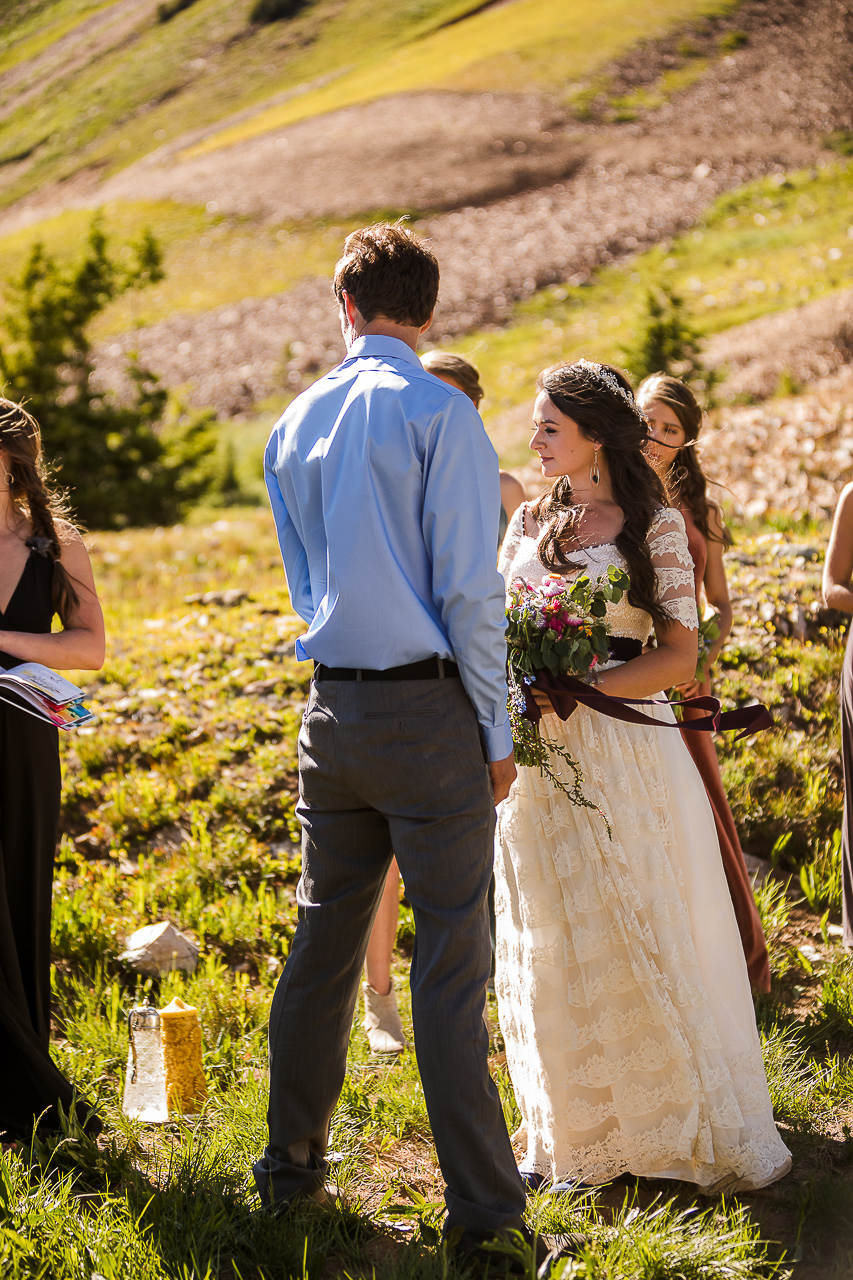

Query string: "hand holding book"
[0, 662, 95, 728]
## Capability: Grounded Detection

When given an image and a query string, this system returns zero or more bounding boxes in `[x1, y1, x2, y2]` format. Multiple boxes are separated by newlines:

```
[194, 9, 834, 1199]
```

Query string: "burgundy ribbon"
[521, 670, 772, 742]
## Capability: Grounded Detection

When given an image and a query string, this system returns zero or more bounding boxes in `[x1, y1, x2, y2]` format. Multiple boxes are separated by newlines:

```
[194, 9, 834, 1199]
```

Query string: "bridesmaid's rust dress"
[679, 508, 772, 993]
[0, 547, 100, 1138]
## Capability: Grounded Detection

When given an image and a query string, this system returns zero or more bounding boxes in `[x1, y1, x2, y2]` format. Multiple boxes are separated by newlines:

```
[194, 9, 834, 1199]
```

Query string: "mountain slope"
[0, 0, 852, 445]
[0, 0, 738, 214]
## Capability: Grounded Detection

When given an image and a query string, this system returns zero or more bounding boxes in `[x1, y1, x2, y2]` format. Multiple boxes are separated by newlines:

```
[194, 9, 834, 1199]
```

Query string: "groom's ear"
[342, 290, 359, 328]
[419, 311, 434, 336]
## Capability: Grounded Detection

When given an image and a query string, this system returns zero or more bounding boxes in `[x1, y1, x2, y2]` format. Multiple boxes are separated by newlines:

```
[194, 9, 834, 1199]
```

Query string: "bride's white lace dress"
[495, 504, 791, 1191]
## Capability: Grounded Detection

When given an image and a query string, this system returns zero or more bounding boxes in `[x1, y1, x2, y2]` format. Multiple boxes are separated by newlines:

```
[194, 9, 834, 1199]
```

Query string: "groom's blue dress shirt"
[264, 334, 512, 761]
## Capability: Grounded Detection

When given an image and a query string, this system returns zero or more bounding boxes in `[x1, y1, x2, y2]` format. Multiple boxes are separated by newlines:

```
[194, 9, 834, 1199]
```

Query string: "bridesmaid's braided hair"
[636, 372, 732, 548]
[531, 360, 671, 629]
[0, 399, 80, 625]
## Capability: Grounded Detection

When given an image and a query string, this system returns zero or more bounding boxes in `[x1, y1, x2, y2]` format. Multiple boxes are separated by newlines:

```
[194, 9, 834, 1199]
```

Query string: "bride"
[495, 359, 791, 1193]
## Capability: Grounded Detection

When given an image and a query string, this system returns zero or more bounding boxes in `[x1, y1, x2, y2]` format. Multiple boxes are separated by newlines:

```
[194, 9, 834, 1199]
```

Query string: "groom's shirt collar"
[344, 334, 422, 367]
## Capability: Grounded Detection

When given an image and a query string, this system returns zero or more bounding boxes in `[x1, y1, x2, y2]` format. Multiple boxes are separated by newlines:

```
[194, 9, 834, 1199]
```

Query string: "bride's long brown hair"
[0, 399, 80, 625]
[531, 361, 671, 629]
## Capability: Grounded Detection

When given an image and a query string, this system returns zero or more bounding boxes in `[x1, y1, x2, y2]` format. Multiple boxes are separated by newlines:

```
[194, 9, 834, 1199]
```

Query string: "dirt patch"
[705, 287, 853, 402]
[91, 91, 584, 223]
[588, 0, 853, 139]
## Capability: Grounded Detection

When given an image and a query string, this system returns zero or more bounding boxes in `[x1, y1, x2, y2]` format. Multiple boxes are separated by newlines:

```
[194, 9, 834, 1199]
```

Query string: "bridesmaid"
[0, 399, 105, 1141]
[637, 373, 771, 992]
[823, 482, 853, 948]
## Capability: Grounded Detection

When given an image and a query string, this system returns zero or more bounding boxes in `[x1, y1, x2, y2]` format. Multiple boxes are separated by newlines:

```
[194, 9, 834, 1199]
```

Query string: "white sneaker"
[362, 982, 407, 1053]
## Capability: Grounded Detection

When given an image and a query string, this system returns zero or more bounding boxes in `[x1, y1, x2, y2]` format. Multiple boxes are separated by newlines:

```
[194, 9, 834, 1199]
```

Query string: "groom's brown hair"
[333, 223, 439, 328]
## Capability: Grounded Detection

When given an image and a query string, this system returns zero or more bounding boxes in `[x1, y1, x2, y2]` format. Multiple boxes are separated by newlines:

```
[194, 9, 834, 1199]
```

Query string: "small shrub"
[621, 283, 716, 393]
[157, 0, 198, 20]
[826, 131, 853, 157]
[249, 0, 308, 23]
[776, 368, 802, 398]
[0, 219, 221, 528]
[720, 30, 749, 52]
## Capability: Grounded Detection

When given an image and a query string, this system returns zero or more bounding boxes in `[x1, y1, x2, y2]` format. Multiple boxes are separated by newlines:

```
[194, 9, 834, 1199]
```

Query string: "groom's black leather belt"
[314, 656, 460, 681]
[608, 637, 643, 662]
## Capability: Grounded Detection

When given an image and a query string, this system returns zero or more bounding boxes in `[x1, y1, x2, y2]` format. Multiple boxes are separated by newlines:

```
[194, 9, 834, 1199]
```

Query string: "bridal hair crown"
[574, 358, 642, 414]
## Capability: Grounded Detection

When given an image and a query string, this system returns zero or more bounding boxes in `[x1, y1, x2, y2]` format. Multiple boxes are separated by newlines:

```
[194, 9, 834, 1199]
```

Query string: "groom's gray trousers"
[253, 672, 525, 1234]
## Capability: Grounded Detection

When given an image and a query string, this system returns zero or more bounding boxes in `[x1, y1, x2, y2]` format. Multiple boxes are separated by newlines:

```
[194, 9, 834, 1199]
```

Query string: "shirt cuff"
[482, 719, 514, 763]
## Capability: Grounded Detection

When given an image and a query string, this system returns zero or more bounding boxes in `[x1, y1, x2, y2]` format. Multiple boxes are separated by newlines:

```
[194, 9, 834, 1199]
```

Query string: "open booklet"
[0, 662, 95, 729]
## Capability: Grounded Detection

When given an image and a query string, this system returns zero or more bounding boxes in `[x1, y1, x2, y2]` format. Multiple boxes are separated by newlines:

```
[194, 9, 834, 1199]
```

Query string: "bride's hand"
[531, 687, 555, 714]
[673, 677, 701, 699]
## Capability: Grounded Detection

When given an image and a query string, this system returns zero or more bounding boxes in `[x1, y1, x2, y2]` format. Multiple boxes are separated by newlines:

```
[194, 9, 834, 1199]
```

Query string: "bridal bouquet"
[505, 566, 629, 825]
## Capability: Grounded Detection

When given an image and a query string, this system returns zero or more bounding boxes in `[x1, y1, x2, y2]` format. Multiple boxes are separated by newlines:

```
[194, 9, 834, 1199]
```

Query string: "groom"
[255, 222, 526, 1251]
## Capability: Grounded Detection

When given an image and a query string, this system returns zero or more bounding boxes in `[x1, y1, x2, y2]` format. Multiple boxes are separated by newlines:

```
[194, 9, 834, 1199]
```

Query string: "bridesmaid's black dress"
[0, 548, 100, 1139]
[842, 625, 853, 949]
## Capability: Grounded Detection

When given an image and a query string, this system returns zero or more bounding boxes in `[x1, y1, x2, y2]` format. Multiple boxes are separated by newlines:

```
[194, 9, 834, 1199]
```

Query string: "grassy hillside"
[454, 158, 853, 451]
[0, 0, 738, 211]
[0, 154, 844, 419]
[187, 0, 739, 156]
[0, 199, 360, 336]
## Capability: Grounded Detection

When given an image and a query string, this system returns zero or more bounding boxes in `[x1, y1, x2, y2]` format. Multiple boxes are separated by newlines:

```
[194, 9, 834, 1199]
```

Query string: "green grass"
[0, 505, 849, 1275]
[0, 0, 114, 75]
[602, 56, 711, 121]
[0, 0, 479, 209]
[461, 159, 853, 429]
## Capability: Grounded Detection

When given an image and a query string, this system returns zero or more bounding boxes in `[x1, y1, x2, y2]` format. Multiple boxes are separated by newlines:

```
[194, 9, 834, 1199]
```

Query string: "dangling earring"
[2, 471, 13, 489]
[590, 449, 600, 489]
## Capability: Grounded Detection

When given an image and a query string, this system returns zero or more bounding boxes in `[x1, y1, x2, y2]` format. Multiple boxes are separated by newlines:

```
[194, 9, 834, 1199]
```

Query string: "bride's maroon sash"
[521, 670, 772, 742]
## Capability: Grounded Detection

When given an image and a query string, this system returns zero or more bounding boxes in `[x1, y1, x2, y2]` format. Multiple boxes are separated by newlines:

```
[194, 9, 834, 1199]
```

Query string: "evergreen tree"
[0, 220, 219, 528]
[621, 283, 716, 395]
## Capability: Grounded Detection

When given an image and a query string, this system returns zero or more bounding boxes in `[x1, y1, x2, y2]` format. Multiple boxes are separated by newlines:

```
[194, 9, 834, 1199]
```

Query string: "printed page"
[0, 661, 83, 704]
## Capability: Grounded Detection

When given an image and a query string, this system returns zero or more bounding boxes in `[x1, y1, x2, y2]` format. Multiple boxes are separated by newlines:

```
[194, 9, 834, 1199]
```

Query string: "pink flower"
[539, 576, 564, 598]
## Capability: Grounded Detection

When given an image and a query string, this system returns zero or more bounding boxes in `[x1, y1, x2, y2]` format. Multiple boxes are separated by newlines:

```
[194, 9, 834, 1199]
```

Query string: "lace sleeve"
[648, 509, 699, 631]
[498, 502, 526, 582]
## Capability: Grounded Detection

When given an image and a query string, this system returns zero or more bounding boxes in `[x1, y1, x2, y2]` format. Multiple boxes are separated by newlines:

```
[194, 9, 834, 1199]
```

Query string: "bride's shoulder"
[649, 506, 687, 536]
[511, 502, 541, 539]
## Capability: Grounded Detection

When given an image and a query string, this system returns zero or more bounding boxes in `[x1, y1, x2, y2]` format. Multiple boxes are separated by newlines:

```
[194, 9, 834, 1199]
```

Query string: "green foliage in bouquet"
[505, 566, 630, 836]
[506, 565, 630, 681]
